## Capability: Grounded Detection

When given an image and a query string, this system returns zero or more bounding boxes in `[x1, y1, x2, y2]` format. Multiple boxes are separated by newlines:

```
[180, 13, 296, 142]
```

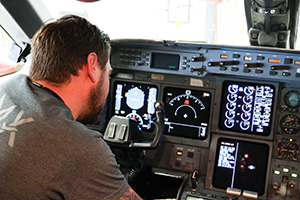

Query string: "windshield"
[39, 0, 256, 47]
[1, 0, 300, 80]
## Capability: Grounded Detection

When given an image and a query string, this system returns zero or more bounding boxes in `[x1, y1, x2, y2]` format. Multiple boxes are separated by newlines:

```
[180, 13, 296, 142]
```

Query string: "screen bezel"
[150, 52, 180, 71]
[158, 84, 214, 148]
[205, 133, 272, 199]
[211, 77, 279, 141]
[108, 79, 161, 132]
[162, 86, 212, 141]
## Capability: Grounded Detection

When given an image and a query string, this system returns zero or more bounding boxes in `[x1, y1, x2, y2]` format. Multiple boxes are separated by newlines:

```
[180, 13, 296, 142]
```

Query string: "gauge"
[228, 84, 238, 94]
[163, 87, 211, 140]
[241, 112, 251, 121]
[284, 90, 300, 108]
[280, 114, 300, 134]
[242, 95, 253, 104]
[169, 92, 204, 120]
[227, 93, 237, 103]
[126, 112, 143, 125]
[241, 103, 252, 112]
[225, 110, 235, 119]
[240, 120, 250, 130]
[244, 86, 255, 96]
[277, 142, 299, 160]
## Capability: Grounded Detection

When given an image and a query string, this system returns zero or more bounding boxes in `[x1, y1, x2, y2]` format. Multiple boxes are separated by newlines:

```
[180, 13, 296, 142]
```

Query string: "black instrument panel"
[107, 39, 300, 200]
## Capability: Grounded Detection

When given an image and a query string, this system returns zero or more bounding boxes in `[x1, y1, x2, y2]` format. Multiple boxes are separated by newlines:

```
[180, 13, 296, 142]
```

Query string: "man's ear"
[86, 52, 98, 83]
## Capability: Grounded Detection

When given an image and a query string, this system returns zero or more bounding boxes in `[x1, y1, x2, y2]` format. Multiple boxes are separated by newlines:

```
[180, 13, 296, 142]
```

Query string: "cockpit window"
[39, 0, 249, 46]
[39, 0, 300, 49]
[1, 0, 300, 79]
[0, 27, 24, 77]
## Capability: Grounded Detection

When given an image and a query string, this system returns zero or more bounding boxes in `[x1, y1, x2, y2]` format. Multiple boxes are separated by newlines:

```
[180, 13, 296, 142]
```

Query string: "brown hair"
[29, 15, 111, 84]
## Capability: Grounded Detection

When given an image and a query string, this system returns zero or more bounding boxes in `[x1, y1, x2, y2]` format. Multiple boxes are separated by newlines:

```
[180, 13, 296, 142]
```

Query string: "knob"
[191, 169, 199, 189]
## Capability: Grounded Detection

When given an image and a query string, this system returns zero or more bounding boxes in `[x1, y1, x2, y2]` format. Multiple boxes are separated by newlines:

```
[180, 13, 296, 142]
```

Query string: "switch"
[257, 56, 265, 60]
[191, 55, 205, 62]
[117, 124, 127, 140]
[107, 123, 116, 138]
[279, 176, 288, 197]
[272, 182, 279, 190]
[289, 181, 296, 189]
[233, 54, 240, 58]
[243, 63, 264, 68]
[176, 150, 183, 156]
[175, 159, 181, 167]
[284, 58, 293, 64]
[270, 65, 290, 70]
[187, 151, 194, 158]
[191, 170, 199, 189]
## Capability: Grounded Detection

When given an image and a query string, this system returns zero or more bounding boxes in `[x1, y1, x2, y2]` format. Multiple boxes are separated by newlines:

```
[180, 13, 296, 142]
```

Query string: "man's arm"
[118, 187, 143, 200]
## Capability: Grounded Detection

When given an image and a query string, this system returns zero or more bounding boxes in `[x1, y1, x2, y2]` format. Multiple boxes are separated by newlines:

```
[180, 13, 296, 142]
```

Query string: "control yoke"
[103, 101, 164, 148]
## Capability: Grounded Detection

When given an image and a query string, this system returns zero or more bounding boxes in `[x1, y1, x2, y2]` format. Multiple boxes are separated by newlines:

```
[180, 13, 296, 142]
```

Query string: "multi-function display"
[113, 81, 158, 131]
[219, 81, 275, 136]
[212, 138, 269, 196]
[163, 87, 212, 140]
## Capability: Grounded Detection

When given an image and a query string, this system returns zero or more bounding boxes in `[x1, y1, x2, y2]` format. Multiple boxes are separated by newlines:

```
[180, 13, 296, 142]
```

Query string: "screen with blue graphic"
[219, 81, 275, 136]
[113, 81, 158, 131]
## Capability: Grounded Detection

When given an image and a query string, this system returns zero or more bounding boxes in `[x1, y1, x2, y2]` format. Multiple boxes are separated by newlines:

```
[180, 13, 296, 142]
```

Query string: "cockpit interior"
[1, 0, 300, 199]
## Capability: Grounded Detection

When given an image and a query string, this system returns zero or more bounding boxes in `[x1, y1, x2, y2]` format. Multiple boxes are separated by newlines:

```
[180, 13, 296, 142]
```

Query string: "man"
[0, 15, 142, 199]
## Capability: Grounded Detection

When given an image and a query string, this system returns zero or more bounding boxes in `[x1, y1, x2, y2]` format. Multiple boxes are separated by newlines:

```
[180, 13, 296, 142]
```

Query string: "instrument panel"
[106, 39, 300, 200]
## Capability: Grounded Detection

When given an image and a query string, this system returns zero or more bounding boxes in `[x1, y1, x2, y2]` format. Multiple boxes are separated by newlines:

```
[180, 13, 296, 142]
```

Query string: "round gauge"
[227, 93, 237, 103]
[280, 114, 300, 134]
[242, 95, 253, 104]
[244, 86, 255, 96]
[277, 142, 299, 160]
[169, 93, 205, 120]
[126, 112, 143, 125]
[225, 110, 235, 119]
[284, 90, 300, 108]
[228, 84, 238, 94]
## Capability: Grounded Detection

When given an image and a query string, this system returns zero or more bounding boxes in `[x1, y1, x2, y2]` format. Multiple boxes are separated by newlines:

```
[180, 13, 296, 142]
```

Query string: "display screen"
[151, 53, 180, 70]
[163, 87, 211, 140]
[186, 196, 206, 200]
[219, 81, 275, 136]
[212, 138, 269, 196]
[113, 81, 158, 131]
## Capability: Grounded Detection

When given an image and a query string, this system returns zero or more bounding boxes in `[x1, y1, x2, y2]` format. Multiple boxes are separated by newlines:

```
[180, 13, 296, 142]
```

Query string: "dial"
[228, 84, 239, 94]
[163, 87, 211, 140]
[126, 112, 143, 126]
[277, 142, 299, 160]
[168, 91, 205, 121]
[284, 90, 300, 108]
[280, 114, 300, 134]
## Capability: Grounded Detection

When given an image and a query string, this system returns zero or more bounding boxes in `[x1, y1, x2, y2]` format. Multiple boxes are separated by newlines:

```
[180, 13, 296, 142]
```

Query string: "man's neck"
[32, 75, 91, 120]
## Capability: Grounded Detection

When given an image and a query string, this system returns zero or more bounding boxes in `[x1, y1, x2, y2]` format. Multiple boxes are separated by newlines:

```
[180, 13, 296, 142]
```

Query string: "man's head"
[29, 15, 111, 84]
[29, 15, 112, 124]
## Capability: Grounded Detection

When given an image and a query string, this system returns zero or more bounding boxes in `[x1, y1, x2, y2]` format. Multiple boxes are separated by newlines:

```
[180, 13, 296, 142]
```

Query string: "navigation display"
[163, 87, 212, 140]
[212, 137, 269, 196]
[219, 81, 275, 136]
[113, 81, 158, 131]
